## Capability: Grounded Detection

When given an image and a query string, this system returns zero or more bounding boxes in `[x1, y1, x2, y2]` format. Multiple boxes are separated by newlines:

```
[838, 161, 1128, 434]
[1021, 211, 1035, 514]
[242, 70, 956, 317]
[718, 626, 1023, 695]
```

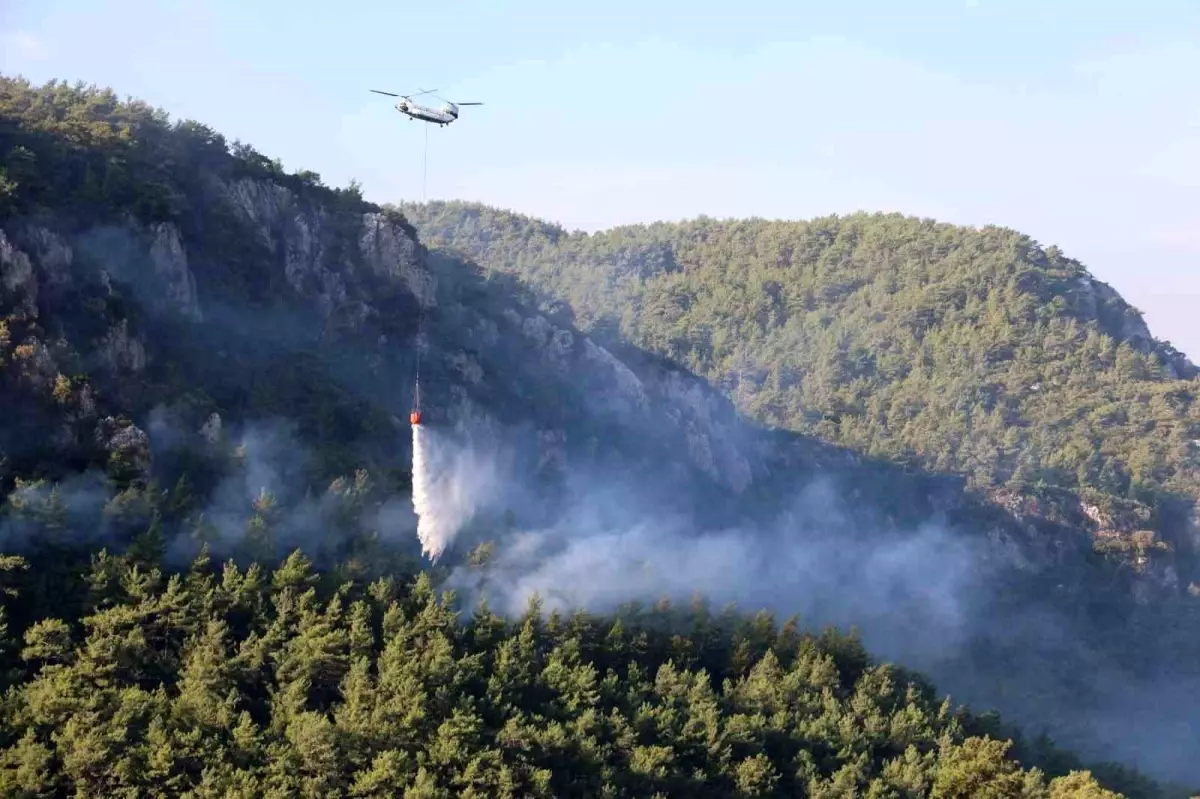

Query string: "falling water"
[410, 423, 447, 560]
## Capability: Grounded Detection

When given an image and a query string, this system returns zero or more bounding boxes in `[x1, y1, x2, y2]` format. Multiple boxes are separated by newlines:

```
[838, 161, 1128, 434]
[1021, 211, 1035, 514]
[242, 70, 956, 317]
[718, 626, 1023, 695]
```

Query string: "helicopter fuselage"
[396, 101, 458, 125]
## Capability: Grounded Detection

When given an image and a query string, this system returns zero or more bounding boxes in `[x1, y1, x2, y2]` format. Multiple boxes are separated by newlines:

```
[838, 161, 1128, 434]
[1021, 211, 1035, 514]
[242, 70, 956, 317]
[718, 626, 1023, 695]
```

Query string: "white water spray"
[410, 422, 503, 561]
[411, 423, 444, 559]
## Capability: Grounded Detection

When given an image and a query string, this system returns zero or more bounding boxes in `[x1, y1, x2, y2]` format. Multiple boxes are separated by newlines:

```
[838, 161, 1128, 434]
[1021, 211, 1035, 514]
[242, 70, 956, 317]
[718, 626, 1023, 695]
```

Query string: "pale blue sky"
[3, 0, 1198, 359]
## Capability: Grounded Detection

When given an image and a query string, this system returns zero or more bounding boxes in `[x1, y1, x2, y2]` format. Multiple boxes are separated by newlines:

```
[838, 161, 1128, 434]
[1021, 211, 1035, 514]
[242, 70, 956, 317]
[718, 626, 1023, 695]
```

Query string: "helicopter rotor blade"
[373, 88, 438, 100]
[422, 89, 480, 106]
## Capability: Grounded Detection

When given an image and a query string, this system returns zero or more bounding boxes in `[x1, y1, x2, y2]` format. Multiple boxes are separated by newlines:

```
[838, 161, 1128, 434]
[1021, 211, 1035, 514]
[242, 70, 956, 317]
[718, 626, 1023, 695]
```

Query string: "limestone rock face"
[146, 222, 203, 321]
[359, 212, 433, 310]
[94, 416, 152, 482]
[0, 229, 37, 317]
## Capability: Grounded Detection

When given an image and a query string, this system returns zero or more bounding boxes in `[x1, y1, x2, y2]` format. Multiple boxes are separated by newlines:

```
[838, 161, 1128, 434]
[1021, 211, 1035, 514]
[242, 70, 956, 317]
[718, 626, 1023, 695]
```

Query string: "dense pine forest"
[1, 74, 1197, 796]
[0, 545, 1150, 797]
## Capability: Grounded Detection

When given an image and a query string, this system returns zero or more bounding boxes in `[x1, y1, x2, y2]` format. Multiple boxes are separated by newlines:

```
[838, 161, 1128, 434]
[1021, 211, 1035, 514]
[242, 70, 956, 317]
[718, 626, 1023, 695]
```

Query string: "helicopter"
[370, 88, 482, 126]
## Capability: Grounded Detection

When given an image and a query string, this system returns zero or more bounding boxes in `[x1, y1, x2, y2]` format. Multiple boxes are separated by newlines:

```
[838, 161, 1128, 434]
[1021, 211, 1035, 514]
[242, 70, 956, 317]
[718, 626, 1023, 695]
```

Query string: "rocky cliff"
[0, 171, 770, 517]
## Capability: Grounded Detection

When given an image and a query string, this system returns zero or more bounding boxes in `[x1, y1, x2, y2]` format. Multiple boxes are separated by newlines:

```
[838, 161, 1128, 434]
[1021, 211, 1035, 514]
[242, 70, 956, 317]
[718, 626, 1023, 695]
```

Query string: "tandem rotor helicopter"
[370, 88, 483, 126]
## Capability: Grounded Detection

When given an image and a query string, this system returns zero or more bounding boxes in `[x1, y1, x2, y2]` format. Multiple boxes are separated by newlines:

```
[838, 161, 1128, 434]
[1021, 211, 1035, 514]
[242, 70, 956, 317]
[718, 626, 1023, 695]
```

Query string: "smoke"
[149, 404, 422, 567]
[410, 422, 506, 561]
[409, 412, 1200, 786]
[160, 414, 425, 567]
[0, 470, 115, 551]
[447, 469, 986, 669]
[395, 405, 988, 673]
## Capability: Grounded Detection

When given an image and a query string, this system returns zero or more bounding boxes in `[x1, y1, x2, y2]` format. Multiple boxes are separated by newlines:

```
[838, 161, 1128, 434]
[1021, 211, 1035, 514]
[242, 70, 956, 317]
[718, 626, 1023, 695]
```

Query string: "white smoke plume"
[410, 422, 504, 561]
[447, 474, 987, 670]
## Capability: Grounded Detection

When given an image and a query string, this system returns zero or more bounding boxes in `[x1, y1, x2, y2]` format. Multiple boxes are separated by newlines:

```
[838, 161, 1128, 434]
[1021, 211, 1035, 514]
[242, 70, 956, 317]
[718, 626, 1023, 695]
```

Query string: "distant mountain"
[403, 200, 1200, 587]
[1, 74, 1198, 795]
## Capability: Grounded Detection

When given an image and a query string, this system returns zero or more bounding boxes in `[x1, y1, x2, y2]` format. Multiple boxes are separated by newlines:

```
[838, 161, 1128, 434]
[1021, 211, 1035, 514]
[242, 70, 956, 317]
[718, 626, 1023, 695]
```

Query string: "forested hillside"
[0, 546, 1150, 798]
[1, 74, 1197, 796]
[404, 201, 1200, 583]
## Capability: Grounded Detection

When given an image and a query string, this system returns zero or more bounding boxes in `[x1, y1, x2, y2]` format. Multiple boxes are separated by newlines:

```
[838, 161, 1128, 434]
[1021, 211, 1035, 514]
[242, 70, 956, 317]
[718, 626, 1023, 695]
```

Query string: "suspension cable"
[422, 122, 429, 202]
[413, 122, 430, 412]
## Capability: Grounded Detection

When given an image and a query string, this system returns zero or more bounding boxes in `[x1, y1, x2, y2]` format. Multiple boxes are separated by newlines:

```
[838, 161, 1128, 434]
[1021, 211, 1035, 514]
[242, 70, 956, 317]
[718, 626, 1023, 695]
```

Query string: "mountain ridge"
[405, 200, 1195, 375]
[402, 200, 1196, 373]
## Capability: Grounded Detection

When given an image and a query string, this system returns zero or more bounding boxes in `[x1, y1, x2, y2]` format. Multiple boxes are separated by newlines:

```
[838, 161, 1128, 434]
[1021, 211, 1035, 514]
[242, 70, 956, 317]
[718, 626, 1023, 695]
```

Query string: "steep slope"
[403, 200, 1200, 588]
[1, 76, 1197, 792]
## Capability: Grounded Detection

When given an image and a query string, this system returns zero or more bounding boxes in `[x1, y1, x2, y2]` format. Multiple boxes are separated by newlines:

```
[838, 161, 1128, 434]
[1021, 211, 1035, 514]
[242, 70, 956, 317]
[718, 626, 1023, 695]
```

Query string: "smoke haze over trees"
[0, 73, 1198, 796]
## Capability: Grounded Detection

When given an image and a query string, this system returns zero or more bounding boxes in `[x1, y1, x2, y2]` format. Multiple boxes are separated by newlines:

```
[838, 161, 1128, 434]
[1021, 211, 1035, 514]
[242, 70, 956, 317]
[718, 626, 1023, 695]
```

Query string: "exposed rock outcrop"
[10, 224, 73, 288]
[99, 318, 147, 374]
[1068, 274, 1196, 378]
[94, 416, 151, 483]
[225, 177, 345, 316]
[147, 222, 202, 321]
[581, 338, 647, 414]
[0, 230, 37, 317]
[488, 302, 757, 494]
[360, 211, 433, 309]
